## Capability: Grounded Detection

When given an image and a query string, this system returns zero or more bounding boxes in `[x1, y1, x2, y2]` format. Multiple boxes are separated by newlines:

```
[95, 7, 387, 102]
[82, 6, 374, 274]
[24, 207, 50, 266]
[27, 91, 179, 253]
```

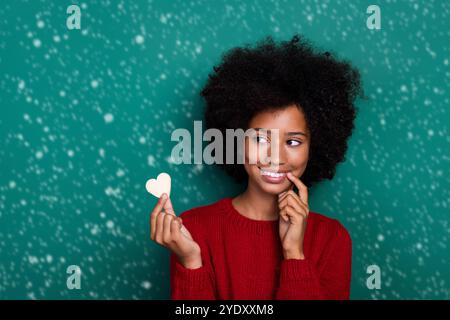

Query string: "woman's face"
[243, 104, 310, 195]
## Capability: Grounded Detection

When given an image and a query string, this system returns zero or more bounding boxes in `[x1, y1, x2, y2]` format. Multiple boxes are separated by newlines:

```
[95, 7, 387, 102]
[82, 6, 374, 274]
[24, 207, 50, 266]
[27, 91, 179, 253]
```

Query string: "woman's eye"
[287, 140, 302, 146]
[254, 136, 269, 144]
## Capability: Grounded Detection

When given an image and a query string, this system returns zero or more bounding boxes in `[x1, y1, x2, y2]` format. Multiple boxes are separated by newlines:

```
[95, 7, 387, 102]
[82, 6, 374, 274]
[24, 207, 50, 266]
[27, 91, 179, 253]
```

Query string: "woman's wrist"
[179, 254, 203, 269]
[283, 249, 305, 260]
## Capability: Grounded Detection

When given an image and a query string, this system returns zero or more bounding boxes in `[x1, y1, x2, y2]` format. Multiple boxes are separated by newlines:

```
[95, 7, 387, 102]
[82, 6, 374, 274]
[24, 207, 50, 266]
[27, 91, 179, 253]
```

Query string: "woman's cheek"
[244, 140, 269, 165]
[289, 148, 309, 174]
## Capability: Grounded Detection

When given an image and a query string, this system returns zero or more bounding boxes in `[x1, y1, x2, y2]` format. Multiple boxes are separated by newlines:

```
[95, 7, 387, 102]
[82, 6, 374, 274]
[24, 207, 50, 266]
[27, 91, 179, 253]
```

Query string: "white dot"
[18, 80, 25, 90]
[106, 220, 114, 229]
[36, 151, 43, 159]
[407, 132, 413, 140]
[29, 256, 38, 264]
[139, 137, 146, 144]
[67, 150, 74, 157]
[377, 234, 384, 242]
[135, 35, 144, 44]
[33, 39, 41, 48]
[147, 155, 155, 167]
[104, 113, 114, 123]
[53, 35, 61, 43]
[116, 169, 125, 177]
[91, 226, 99, 235]
[59, 90, 66, 97]
[9, 181, 16, 189]
[141, 281, 152, 289]
[37, 20, 45, 28]
[91, 80, 99, 88]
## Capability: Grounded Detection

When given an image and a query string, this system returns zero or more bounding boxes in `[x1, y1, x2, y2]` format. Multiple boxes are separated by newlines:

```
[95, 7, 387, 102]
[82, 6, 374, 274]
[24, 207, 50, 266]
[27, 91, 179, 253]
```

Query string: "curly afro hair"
[201, 34, 365, 188]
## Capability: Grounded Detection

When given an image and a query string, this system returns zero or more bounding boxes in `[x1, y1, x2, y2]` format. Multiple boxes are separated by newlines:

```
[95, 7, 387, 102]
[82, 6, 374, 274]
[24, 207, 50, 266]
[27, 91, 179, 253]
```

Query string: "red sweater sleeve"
[169, 212, 217, 300]
[170, 253, 216, 300]
[275, 221, 352, 300]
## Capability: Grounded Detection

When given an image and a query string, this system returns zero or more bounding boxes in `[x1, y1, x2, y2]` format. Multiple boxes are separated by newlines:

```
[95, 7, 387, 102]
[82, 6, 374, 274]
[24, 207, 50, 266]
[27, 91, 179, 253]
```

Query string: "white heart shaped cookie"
[146, 172, 171, 198]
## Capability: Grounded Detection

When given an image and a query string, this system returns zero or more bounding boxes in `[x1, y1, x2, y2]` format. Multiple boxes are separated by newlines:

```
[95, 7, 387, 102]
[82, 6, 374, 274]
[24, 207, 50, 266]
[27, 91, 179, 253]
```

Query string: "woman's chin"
[257, 179, 291, 195]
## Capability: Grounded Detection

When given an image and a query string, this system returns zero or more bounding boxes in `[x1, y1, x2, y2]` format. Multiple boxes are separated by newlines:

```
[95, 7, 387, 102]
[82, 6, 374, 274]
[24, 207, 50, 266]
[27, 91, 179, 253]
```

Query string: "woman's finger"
[163, 194, 176, 216]
[170, 218, 182, 242]
[155, 202, 166, 243]
[278, 194, 306, 215]
[150, 195, 167, 240]
[286, 172, 309, 205]
[279, 207, 289, 222]
[278, 190, 300, 204]
[283, 205, 305, 224]
[163, 212, 174, 244]
[278, 191, 304, 212]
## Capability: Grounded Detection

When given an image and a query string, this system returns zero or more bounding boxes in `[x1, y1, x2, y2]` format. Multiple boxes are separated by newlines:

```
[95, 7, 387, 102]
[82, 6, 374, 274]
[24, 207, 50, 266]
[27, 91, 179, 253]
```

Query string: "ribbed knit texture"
[170, 197, 352, 300]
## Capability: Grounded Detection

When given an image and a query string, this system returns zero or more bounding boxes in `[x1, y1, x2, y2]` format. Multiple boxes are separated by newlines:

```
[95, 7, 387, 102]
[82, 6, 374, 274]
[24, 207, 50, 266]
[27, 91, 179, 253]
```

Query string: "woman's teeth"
[259, 169, 286, 178]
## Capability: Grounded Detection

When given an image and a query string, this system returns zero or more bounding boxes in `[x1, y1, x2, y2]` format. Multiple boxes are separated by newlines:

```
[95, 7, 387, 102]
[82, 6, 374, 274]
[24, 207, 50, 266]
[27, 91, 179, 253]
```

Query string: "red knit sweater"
[170, 197, 352, 300]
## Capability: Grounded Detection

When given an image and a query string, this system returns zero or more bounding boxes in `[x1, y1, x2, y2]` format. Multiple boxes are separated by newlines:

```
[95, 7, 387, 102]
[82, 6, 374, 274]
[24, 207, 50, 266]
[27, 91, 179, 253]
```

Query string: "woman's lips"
[258, 167, 288, 184]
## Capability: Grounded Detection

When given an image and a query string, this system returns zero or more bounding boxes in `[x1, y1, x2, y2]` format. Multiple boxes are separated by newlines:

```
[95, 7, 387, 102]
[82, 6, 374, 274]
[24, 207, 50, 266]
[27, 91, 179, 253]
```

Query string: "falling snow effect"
[0, 1, 449, 299]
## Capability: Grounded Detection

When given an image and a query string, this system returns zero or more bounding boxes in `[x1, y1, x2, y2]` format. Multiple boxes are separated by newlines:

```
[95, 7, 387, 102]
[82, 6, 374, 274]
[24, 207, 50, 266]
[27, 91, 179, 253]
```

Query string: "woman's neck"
[232, 182, 280, 221]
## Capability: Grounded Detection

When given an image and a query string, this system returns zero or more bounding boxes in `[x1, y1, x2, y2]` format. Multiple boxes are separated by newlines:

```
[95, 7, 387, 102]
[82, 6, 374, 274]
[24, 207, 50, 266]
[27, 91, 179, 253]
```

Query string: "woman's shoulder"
[177, 197, 228, 228]
[308, 211, 352, 242]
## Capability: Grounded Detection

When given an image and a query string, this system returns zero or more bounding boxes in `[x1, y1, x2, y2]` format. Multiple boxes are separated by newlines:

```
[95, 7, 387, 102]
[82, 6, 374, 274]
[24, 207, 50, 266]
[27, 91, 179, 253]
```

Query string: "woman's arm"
[170, 252, 216, 300]
[169, 215, 217, 300]
[275, 222, 352, 300]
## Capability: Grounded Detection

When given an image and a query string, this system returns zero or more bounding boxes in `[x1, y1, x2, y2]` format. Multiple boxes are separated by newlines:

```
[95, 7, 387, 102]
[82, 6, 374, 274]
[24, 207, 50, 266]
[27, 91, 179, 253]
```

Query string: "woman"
[150, 34, 364, 300]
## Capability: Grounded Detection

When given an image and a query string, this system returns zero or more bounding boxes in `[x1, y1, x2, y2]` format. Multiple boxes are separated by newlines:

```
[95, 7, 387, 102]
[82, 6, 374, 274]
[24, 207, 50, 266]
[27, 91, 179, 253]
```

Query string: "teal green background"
[0, 0, 448, 299]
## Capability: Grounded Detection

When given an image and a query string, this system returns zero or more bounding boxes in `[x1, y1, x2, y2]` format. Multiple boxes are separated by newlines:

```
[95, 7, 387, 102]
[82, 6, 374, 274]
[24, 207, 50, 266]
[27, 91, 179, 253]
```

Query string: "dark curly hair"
[201, 34, 365, 188]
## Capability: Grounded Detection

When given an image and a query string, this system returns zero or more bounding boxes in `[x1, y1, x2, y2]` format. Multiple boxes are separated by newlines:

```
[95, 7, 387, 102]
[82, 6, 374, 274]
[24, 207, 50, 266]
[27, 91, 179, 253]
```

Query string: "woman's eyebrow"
[286, 131, 307, 137]
[254, 128, 307, 137]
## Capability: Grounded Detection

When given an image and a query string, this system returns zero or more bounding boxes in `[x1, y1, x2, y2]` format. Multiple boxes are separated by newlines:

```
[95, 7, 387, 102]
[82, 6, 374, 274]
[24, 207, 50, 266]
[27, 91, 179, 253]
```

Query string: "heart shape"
[146, 172, 171, 198]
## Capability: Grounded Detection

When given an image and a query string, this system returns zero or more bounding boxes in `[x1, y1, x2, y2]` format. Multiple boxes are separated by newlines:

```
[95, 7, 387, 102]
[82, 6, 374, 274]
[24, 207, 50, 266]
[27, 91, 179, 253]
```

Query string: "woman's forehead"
[248, 105, 309, 133]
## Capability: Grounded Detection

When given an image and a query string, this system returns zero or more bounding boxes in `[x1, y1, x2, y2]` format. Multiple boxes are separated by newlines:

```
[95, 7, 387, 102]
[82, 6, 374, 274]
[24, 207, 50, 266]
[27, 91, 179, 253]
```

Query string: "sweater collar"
[220, 197, 279, 235]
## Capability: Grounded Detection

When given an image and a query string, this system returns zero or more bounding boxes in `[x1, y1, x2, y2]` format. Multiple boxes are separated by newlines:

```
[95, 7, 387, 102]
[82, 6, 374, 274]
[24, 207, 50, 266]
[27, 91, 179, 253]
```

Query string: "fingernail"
[161, 193, 166, 199]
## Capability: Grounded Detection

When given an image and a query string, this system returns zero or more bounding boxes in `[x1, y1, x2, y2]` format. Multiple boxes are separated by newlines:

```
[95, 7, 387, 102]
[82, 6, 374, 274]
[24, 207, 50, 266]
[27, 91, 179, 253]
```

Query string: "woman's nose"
[267, 139, 287, 166]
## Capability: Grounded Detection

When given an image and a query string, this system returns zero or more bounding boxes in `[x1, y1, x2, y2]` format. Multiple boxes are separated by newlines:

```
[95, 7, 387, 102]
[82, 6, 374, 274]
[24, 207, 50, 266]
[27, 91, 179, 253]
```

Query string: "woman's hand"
[150, 193, 202, 269]
[278, 172, 310, 260]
